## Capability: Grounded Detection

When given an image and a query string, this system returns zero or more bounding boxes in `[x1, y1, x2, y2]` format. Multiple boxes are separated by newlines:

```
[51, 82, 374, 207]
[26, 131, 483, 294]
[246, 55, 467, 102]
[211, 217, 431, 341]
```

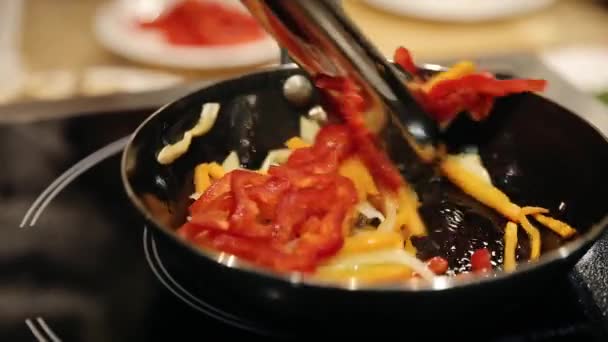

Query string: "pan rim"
[121, 63, 608, 292]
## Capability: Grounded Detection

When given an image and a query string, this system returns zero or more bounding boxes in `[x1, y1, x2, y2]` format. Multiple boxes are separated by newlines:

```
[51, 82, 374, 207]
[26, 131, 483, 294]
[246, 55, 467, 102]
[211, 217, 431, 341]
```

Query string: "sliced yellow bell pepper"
[503, 222, 518, 272]
[284, 136, 311, 150]
[423, 60, 476, 92]
[207, 162, 225, 179]
[314, 264, 413, 285]
[338, 157, 379, 201]
[194, 163, 212, 194]
[520, 214, 541, 261]
[395, 187, 427, 237]
[521, 206, 549, 216]
[440, 156, 521, 222]
[194, 162, 225, 194]
[534, 214, 577, 239]
[336, 230, 404, 257]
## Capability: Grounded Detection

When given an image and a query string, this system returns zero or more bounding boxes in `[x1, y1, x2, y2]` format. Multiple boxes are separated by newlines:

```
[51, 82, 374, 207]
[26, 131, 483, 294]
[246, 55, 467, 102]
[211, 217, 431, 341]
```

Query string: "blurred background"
[1, 0, 608, 119]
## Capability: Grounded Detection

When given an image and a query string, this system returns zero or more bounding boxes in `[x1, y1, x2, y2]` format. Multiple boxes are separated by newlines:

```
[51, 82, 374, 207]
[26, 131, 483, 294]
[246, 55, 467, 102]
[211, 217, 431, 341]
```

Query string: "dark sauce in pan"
[408, 164, 573, 275]
[410, 175, 512, 275]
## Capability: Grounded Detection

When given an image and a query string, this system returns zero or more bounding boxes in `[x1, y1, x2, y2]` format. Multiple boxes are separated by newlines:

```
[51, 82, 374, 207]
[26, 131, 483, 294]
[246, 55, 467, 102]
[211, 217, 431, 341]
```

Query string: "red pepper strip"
[427, 74, 547, 99]
[418, 73, 547, 123]
[427, 256, 449, 275]
[471, 248, 492, 272]
[189, 172, 233, 213]
[315, 75, 404, 191]
[139, 0, 265, 46]
[229, 170, 275, 240]
[179, 125, 358, 273]
[286, 124, 353, 175]
[194, 231, 318, 272]
[393, 46, 418, 76]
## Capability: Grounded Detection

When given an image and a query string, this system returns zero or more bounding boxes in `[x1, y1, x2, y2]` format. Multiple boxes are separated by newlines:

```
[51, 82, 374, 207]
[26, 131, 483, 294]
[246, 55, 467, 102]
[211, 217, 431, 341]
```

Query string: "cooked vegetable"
[440, 156, 521, 221]
[300, 116, 321, 144]
[377, 197, 398, 232]
[394, 46, 546, 124]
[259, 149, 292, 173]
[451, 152, 492, 184]
[194, 163, 212, 194]
[208, 162, 225, 179]
[355, 201, 385, 223]
[174, 45, 580, 285]
[338, 156, 379, 201]
[393, 46, 418, 76]
[471, 248, 492, 272]
[534, 214, 577, 239]
[395, 186, 426, 237]
[427, 256, 449, 275]
[181, 125, 358, 272]
[221, 151, 240, 172]
[422, 60, 476, 92]
[520, 215, 541, 261]
[315, 75, 405, 191]
[503, 222, 518, 272]
[322, 249, 435, 282]
[315, 264, 413, 285]
[157, 102, 220, 165]
[521, 206, 549, 216]
[336, 230, 404, 256]
[285, 136, 310, 150]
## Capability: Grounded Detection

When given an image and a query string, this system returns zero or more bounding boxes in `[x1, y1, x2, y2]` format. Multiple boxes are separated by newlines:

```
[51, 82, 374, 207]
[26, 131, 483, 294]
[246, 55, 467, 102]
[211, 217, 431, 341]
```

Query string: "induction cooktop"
[2, 55, 608, 341]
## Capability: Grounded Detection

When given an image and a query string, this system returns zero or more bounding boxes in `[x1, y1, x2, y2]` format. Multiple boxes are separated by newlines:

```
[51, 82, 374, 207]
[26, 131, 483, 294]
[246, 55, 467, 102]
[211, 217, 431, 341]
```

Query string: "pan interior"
[124, 67, 608, 280]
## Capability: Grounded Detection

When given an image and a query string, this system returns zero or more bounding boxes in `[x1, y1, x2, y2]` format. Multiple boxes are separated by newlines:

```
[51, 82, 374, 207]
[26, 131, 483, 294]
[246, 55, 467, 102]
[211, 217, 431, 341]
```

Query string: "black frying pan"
[121, 64, 608, 334]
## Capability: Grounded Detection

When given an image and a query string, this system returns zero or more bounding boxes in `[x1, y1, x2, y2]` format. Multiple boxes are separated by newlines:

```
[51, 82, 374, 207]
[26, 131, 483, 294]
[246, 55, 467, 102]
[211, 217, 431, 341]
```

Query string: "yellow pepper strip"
[440, 156, 521, 222]
[338, 157, 380, 201]
[194, 162, 226, 194]
[395, 187, 427, 237]
[314, 264, 413, 285]
[208, 162, 225, 179]
[534, 214, 577, 239]
[519, 214, 541, 261]
[521, 206, 549, 216]
[194, 163, 212, 194]
[503, 222, 518, 272]
[284, 136, 311, 150]
[423, 60, 476, 92]
[336, 230, 404, 257]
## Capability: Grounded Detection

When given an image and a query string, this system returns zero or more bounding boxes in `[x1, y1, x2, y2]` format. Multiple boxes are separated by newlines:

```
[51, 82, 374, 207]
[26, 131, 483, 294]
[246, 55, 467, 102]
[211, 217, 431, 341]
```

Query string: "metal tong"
[240, 0, 439, 155]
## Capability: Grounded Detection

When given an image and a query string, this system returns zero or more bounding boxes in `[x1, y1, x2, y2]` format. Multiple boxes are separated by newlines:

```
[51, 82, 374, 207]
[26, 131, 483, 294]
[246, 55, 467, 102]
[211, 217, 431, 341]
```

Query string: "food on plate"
[159, 46, 577, 285]
[137, 0, 266, 46]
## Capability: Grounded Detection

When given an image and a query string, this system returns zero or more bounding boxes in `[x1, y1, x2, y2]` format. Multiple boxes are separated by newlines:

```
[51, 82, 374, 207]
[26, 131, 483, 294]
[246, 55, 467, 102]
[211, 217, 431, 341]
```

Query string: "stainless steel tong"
[241, 0, 439, 154]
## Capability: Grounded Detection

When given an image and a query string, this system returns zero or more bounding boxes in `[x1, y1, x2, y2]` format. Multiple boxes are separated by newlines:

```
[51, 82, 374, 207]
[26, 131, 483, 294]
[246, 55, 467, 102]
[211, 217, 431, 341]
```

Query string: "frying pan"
[121, 63, 608, 333]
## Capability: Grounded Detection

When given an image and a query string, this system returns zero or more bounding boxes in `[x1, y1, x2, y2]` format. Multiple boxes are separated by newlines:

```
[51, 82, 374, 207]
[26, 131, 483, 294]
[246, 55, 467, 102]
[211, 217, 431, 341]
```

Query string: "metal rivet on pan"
[283, 74, 313, 106]
[308, 105, 328, 123]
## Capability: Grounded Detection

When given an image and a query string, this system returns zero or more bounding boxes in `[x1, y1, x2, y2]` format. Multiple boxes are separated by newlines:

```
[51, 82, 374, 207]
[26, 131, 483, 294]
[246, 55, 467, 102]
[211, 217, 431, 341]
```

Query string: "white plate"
[541, 45, 608, 94]
[361, 0, 556, 22]
[93, 0, 280, 70]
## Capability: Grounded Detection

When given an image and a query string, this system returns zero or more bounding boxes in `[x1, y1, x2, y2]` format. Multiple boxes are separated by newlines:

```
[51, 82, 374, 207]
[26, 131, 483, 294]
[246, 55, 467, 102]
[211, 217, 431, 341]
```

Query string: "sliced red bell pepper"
[416, 71, 547, 123]
[393, 46, 418, 76]
[315, 76, 405, 191]
[180, 125, 359, 273]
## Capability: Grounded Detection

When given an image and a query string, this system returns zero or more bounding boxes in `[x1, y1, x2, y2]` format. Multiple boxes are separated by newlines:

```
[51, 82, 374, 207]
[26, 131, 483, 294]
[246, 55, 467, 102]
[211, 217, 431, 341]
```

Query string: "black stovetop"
[1, 108, 607, 341]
